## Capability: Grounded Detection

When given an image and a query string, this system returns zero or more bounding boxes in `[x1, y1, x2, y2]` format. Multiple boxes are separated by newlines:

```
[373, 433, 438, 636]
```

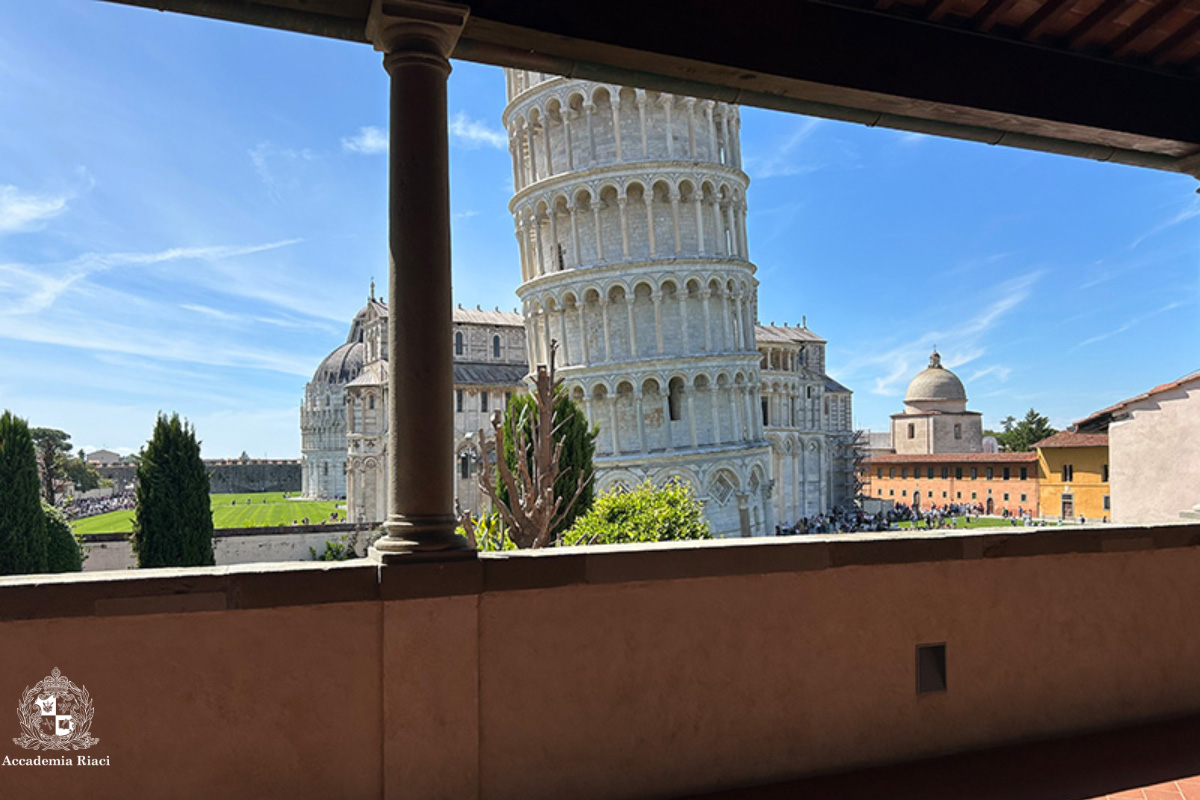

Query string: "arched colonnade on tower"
[513, 174, 749, 280]
[562, 363, 765, 460]
[521, 270, 759, 370]
[504, 77, 743, 191]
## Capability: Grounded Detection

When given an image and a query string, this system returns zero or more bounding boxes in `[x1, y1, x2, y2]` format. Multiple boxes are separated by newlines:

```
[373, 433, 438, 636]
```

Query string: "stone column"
[618, 195, 630, 258]
[669, 191, 682, 255]
[508, 125, 522, 191]
[652, 291, 664, 354]
[636, 90, 649, 157]
[663, 94, 674, 158]
[693, 191, 706, 255]
[368, 0, 472, 557]
[611, 90, 624, 161]
[563, 109, 575, 171]
[584, 101, 597, 163]
[644, 192, 656, 257]
[568, 202, 580, 267]
[592, 200, 605, 262]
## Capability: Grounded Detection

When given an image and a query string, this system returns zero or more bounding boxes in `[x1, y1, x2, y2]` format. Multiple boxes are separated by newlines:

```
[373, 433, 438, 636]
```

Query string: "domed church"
[300, 295, 387, 498]
[890, 350, 983, 454]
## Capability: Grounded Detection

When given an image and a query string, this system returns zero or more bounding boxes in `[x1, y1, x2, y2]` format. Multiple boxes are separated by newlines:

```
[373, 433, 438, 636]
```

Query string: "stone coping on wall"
[80, 522, 362, 544]
[4, 522, 1198, 622]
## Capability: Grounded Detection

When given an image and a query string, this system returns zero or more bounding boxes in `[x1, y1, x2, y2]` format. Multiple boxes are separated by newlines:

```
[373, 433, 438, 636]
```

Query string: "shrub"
[132, 413, 215, 568]
[560, 479, 710, 547]
[42, 502, 83, 573]
[0, 411, 48, 575]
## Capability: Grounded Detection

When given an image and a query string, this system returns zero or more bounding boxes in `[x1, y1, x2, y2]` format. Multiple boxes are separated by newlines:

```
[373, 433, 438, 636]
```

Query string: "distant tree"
[42, 502, 83, 573]
[132, 413, 215, 568]
[560, 479, 710, 546]
[239, 450, 250, 462]
[0, 411, 49, 575]
[1000, 415, 1017, 433]
[63, 457, 102, 493]
[30, 427, 72, 503]
[996, 408, 1057, 452]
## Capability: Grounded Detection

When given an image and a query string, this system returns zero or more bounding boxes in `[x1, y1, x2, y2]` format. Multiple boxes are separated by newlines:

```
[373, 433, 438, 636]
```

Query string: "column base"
[370, 513, 475, 562]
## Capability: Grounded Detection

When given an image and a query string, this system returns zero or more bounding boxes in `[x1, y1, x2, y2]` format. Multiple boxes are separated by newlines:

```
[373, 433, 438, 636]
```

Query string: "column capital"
[368, 0, 468, 66]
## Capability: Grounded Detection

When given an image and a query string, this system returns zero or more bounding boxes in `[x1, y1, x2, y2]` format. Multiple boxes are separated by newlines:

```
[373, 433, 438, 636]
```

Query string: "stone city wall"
[82, 522, 369, 571]
[90, 460, 301, 494]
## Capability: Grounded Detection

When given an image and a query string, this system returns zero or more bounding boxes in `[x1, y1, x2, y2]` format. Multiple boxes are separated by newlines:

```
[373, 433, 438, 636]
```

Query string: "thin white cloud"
[1070, 300, 1187, 351]
[1130, 198, 1200, 249]
[341, 126, 387, 155]
[968, 365, 1012, 383]
[0, 184, 69, 233]
[249, 142, 315, 197]
[744, 118, 827, 179]
[449, 111, 506, 149]
[0, 239, 303, 316]
[840, 271, 1040, 397]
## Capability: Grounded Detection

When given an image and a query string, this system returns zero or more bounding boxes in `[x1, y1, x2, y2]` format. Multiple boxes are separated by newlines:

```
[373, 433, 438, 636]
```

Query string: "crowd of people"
[58, 491, 136, 521]
[777, 506, 892, 534]
[776, 501, 1063, 535]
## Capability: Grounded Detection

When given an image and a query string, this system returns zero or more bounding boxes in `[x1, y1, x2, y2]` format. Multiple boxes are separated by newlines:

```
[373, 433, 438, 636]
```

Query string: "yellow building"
[1035, 431, 1110, 521]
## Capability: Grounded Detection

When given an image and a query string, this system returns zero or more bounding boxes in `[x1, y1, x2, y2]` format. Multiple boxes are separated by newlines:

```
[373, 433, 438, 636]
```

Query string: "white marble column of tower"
[504, 73, 772, 538]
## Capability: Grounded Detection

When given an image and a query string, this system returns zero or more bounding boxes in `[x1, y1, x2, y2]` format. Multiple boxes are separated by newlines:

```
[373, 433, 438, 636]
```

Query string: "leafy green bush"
[42, 502, 83, 573]
[132, 413, 215, 568]
[560, 479, 710, 547]
[456, 510, 515, 552]
[0, 411, 48, 575]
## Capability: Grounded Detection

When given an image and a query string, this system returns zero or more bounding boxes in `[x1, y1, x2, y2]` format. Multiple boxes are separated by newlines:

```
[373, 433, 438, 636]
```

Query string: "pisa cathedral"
[300, 70, 856, 537]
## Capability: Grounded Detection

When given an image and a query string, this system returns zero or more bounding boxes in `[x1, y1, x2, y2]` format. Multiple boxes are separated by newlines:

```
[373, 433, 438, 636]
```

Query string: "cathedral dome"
[905, 350, 966, 403]
[313, 341, 364, 384]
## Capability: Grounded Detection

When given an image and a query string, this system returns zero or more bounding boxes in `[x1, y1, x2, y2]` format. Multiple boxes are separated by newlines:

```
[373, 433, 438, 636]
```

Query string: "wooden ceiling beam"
[1110, 0, 1189, 57]
[926, 0, 956, 22]
[1018, 0, 1076, 40]
[976, 0, 1023, 31]
[1148, 9, 1200, 65]
[1067, 0, 1140, 47]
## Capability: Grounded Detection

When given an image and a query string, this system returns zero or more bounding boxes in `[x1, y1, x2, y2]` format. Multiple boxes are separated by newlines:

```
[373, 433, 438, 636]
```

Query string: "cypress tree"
[132, 413, 215, 568]
[0, 411, 49, 575]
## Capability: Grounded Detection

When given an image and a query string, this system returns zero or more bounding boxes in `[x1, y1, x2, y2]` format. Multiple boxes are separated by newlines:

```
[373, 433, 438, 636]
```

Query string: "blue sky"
[1, 1, 1196, 458]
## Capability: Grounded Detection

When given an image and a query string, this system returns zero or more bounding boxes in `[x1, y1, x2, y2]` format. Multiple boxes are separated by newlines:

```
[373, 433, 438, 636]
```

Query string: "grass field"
[72, 492, 344, 535]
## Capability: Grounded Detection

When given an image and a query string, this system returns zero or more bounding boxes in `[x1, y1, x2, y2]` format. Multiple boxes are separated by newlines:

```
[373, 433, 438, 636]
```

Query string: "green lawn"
[72, 492, 345, 535]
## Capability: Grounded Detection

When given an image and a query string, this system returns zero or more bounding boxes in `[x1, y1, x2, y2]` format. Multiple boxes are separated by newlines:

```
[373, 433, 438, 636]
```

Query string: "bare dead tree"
[474, 340, 590, 549]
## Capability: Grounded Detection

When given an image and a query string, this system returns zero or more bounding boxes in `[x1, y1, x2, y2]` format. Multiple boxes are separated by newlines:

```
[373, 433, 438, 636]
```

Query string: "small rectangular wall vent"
[917, 643, 947, 694]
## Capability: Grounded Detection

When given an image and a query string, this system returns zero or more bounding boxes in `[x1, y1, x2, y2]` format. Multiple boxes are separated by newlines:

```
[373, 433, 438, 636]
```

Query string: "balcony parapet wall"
[2, 523, 1200, 800]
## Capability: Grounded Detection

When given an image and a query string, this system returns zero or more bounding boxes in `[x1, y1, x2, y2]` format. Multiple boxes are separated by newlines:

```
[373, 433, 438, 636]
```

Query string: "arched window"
[492, 335, 501, 358]
[907, 423, 915, 439]
[954, 423, 962, 439]
[369, 396, 375, 410]
[761, 398, 769, 426]
[668, 377, 684, 421]
[459, 454, 470, 480]
[454, 331, 464, 356]
[456, 389, 463, 412]
[481, 392, 489, 413]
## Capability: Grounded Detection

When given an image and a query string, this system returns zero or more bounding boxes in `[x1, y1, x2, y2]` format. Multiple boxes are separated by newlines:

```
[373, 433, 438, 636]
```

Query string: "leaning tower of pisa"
[503, 71, 774, 538]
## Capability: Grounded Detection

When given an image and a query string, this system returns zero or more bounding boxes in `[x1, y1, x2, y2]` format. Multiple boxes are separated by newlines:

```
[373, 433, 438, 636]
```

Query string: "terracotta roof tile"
[1075, 370, 1200, 430]
[1032, 431, 1108, 449]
